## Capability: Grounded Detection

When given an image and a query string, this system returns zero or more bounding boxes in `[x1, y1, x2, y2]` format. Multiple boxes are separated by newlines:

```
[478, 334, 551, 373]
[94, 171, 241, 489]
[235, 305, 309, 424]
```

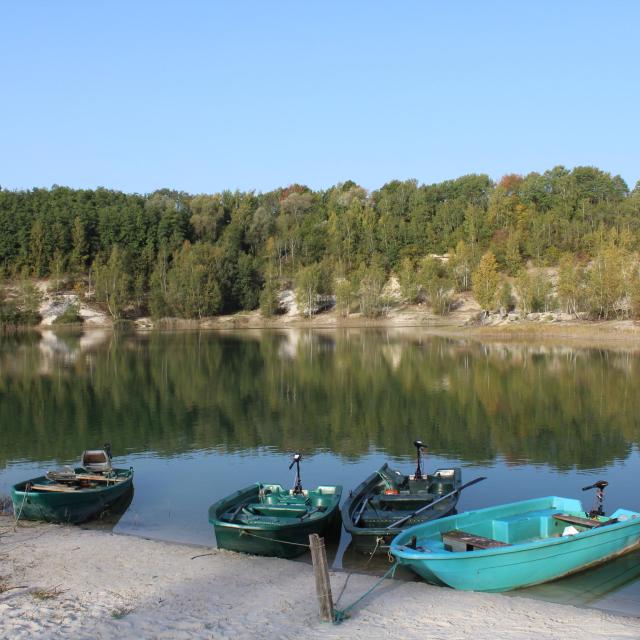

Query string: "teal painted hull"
[209, 483, 342, 559]
[390, 496, 640, 592]
[11, 468, 134, 524]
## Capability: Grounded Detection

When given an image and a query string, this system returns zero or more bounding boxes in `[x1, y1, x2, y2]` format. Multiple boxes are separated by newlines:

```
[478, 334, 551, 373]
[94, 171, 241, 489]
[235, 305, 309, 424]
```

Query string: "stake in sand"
[309, 534, 334, 622]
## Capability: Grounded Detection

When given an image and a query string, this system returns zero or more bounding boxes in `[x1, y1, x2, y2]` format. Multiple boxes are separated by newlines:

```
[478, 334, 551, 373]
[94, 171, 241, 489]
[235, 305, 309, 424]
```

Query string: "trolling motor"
[413, 440, 427, 480]
[104, 443, 113, 460]
[289, 453, 303, 495]
[582, 480, 608, 517]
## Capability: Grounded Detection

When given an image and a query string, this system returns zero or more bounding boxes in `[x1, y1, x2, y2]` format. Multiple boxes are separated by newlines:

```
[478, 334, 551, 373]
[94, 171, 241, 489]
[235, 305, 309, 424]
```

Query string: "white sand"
[1, 520, 638, 640]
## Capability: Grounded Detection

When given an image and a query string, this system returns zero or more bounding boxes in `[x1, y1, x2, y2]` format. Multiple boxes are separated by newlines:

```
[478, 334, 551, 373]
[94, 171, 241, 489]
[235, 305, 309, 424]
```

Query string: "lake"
[1, 328, 639, 616]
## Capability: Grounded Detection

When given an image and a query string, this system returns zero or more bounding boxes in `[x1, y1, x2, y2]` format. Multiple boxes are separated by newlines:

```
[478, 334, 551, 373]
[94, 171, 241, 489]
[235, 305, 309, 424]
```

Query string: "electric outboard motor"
[104, 443, 113, 460]
[289, 453, 303, 495]
[413, 440, 427, 480]
[582, 480, 608, 517]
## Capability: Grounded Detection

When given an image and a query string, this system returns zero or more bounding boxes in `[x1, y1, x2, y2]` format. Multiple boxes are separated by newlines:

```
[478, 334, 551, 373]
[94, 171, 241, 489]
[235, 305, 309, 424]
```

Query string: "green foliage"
[472, 251, 500, 312]
[165, 242, 221, 319]
[16, 275, 42, 324]
[52, 303, 82, 325]
[557, 253, 586, 316]
[0, 274, 42, 326]
[398, 257, 420, 303]
[357, 264, 388, 317]
[259, 277, 280, 318]
[514, 269, 553, 314]
[418, 257, 453, 315]
[94, 246, 131, 319]
[449, 240, 475, 292]
[0, 166, 637, 319]
[498, 281, 514, 311]
[295, 263, 324, 317]
[504, 233, 523, 276]
[149, 248, 169, 319]
[334, 277, 355, 317]
[585, 243, 627, 319]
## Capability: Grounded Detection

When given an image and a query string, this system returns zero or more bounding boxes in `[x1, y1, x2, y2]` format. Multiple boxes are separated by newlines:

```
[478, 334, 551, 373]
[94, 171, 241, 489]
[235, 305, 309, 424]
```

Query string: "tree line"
[0, 165, 639, 322]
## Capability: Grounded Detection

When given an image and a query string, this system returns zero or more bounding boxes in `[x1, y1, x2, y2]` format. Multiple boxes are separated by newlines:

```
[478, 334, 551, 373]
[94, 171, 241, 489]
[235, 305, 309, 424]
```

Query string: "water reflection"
[0, 329, 638, 470]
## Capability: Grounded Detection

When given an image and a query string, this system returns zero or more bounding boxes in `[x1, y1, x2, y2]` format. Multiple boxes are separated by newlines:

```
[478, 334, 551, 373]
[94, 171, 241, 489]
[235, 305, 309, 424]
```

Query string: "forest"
[0, 165, 639, 323]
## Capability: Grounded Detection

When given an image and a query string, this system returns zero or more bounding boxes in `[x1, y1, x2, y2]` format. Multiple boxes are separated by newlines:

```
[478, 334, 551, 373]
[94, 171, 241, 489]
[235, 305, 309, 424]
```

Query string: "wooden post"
[309, 533, 334, 622]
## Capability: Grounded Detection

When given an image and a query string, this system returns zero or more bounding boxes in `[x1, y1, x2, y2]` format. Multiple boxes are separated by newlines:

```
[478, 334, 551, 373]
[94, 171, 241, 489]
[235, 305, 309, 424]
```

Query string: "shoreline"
[1, 520, 638, 639]
[35, 314, 640, 354]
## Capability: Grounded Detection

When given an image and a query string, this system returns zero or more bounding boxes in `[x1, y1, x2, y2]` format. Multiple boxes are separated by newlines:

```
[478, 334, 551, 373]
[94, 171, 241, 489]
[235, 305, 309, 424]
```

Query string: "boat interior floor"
[412, 509, 618, 553]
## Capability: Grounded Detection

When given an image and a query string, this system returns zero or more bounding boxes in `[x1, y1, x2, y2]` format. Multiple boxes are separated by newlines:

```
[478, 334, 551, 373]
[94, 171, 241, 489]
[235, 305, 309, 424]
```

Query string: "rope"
[334, 573, 353, 608]
[364, 536, 383, 567]
[333, 563, 398, 624]
[13, 484, 30, 527]
[239, 529, 310, 548]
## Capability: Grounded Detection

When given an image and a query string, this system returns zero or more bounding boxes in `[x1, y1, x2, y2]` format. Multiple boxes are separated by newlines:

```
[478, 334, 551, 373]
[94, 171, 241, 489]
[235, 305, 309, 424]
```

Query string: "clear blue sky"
[1, 1, 638, 194]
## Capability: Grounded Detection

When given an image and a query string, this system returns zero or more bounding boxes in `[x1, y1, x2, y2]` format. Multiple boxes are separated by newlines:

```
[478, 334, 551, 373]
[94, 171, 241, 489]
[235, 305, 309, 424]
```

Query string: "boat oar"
[386, 476, 487, 530]
[352, 493, 373, 525]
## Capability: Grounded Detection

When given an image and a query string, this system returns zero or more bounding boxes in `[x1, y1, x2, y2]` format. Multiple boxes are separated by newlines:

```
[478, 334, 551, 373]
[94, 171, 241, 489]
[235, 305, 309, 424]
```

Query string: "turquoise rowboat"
[390, 496, 640, 592]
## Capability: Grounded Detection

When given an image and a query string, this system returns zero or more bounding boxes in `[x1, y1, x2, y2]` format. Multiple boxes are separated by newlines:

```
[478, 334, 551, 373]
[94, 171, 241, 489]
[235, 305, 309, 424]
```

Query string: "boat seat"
[442, 530, 510, 552]
[262, 494, 311, 506]
[247, 505, 309, 518]
[552, 514, 601, 528]
[372, 493, 436, 509]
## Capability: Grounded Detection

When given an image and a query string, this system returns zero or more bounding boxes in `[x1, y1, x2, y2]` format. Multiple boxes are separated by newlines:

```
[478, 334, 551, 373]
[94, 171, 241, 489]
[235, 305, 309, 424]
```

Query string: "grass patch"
[30, 585, 66, 600]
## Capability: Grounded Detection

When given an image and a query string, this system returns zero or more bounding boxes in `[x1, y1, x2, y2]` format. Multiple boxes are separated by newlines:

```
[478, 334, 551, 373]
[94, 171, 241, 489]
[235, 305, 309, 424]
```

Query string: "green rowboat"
[210, 454, 342, 558]
[209, 482, 342, 558]
[11, 467, 134, 524]
[390, 494, 640, 592]
[342, 459, 462, 554]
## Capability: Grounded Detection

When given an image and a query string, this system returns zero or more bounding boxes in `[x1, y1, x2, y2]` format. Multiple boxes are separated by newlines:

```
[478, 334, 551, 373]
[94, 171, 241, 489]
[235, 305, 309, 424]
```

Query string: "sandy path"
[0, 522, 638, 640]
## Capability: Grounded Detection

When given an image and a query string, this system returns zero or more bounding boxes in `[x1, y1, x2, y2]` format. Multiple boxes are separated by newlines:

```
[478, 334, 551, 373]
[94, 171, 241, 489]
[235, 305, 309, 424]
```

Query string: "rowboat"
[11, 446, 134, 524]
[341, 443, 463, 554]
[390, 493, 640, 592]
[209, 454, 342, 558]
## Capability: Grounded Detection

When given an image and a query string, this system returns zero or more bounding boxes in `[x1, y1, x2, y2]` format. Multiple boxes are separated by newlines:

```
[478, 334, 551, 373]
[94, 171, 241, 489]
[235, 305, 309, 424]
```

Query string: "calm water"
[1, 328, 639, 616]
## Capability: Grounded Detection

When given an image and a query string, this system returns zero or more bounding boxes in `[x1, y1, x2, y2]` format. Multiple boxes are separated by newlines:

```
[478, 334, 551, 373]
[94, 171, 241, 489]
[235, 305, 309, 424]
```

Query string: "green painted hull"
[209, 483, 342, 558]
[11, 467, 134, 524]
[391, 496, 640, 592]
[342, 463, 462, 554]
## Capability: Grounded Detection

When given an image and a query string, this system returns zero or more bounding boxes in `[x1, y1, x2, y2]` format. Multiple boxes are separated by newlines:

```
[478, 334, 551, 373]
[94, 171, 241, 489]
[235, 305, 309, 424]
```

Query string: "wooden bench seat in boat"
[371, 493, 436, 510]
[552, 514, 602, 528]
[442, 529, 511, 552]
[30, 484, 80, 493]
[246, 504, 309, 518]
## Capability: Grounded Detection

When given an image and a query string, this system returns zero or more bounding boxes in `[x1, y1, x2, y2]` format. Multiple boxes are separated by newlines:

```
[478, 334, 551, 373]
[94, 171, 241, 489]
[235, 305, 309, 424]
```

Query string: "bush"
[52, 303, 83, 325]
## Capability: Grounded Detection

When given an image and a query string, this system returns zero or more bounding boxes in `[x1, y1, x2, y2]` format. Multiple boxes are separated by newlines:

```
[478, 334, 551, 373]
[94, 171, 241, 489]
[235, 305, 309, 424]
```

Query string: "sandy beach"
[1, 518, 638, 640]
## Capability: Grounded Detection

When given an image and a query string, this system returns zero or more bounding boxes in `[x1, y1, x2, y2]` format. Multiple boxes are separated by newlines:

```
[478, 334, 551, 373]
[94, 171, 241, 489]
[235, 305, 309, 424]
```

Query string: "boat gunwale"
[12, 468, 134, 496]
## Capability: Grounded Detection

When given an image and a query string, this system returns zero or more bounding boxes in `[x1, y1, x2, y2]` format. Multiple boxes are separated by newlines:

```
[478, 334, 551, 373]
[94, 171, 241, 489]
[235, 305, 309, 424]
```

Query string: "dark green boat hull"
[11, 468, 134, 524]
[342, 463, 461, 554]
[209, 483, 342, 559]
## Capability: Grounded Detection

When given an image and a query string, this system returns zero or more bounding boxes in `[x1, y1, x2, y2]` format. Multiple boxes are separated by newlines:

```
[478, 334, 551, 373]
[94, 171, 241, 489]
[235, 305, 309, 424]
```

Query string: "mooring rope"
[239, 529, 311, 548]
[332, 562, 398, 624]
[13, 484, 30, 527]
